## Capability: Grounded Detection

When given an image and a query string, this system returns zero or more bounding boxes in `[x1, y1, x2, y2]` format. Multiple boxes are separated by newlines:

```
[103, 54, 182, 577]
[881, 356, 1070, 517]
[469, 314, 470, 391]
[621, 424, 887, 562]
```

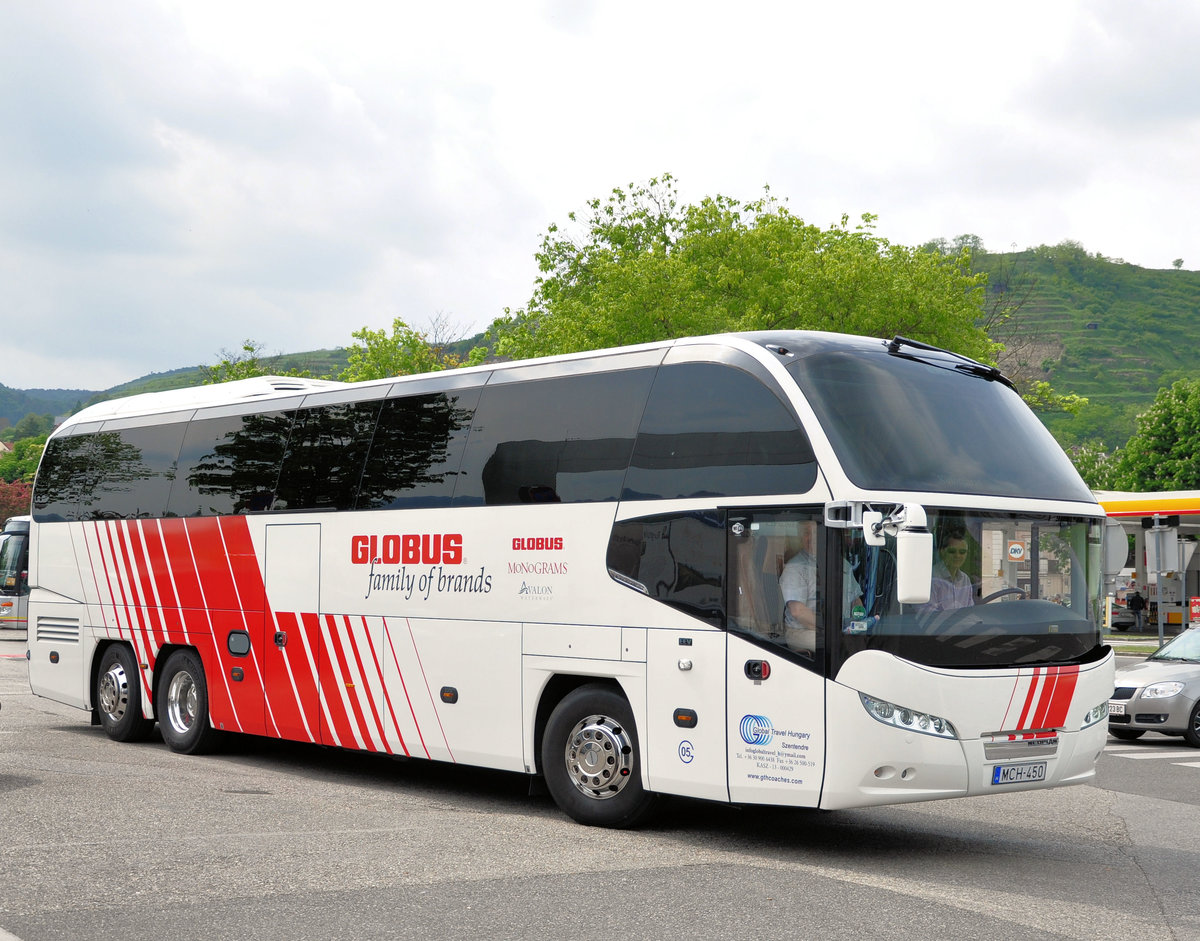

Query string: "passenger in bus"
[923, 529, 975, 611]
[779, 521, 862, 654]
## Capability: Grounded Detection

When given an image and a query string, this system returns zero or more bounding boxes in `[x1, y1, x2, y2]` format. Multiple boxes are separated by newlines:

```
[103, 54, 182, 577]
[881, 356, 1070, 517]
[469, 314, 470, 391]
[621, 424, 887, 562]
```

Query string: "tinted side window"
[168, 411, 295, 517]
[274, 401, 382, 512]
[622, 363, 816, 500]
[32, 432, 98, 522]
[356, 390, 479, 510]
[455, 370, 654, 506]
[79, 423, 189, 520]
[607, 511, 725, 627]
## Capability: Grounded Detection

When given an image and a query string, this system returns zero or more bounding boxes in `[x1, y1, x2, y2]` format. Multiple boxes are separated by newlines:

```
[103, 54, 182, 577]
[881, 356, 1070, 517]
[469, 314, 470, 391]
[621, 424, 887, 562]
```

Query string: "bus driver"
[923, 528, 975, 611]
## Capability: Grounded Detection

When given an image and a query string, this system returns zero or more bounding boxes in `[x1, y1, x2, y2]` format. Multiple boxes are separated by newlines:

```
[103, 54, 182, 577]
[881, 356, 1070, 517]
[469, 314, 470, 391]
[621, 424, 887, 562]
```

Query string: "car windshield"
[1149, 629, 1200, 662]
[830, 508, 1105, 672]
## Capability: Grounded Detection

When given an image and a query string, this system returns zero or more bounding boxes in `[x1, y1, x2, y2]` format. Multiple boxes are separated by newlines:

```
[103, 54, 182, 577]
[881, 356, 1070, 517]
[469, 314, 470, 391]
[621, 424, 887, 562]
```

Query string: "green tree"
[204, 341, 316, 385]
[8, 413, 54, 440]
[0, 435, 47, 483]
[1068, 441, 1119, 490]
[340, 316, 485, 383]
[1112, 378, 1200, 489]
[490, 176, 996, 364]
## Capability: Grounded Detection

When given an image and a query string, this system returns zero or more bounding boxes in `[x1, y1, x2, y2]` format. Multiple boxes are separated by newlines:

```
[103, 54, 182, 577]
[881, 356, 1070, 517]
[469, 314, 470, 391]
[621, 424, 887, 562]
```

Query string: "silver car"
[1109, 627, 1200, 745]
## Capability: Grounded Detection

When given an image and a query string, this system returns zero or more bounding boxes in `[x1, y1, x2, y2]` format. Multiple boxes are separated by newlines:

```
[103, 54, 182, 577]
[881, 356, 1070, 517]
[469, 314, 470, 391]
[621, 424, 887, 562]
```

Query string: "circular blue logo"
[678, 740, 694, 763]
[740, 714, 774, 746]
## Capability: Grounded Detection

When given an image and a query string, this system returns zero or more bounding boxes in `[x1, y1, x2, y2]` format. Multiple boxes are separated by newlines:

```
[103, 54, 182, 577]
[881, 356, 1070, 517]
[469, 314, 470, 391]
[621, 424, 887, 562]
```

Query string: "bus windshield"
[834, 509, 1105, 673]
[0, 528, 29, 595]
[787, 348, 1094, 501]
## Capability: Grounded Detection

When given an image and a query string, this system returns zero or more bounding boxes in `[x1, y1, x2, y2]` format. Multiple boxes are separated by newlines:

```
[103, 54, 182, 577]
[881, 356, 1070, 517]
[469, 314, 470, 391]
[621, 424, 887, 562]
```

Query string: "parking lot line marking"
[1110, 750, 1200, 760]
[1171, 761, 1200, 768]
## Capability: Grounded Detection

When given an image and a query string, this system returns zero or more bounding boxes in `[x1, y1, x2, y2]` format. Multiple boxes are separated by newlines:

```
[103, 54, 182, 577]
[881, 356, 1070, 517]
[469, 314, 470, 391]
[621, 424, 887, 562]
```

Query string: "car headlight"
[860, 693, 958, 739]
[1142, 682, 1185, 700]
[1081, 700, 1109, 729]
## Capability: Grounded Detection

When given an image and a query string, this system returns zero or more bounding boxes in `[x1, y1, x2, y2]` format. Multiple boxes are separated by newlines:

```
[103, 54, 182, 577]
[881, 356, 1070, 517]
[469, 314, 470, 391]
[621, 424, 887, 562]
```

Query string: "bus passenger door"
[263, 523, 323, 744]
[725, 510, 826, 808]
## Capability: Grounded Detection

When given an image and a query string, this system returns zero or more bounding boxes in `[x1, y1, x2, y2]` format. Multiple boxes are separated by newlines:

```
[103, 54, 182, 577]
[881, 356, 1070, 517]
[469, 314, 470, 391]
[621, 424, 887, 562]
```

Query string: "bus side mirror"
[896, 503, 933, 605]
[897, 529, 933, 604]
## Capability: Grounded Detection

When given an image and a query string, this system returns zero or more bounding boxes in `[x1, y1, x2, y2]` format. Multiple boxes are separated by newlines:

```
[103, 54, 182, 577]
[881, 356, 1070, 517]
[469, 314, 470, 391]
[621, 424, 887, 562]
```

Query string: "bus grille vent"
[36, 617, 80, 644]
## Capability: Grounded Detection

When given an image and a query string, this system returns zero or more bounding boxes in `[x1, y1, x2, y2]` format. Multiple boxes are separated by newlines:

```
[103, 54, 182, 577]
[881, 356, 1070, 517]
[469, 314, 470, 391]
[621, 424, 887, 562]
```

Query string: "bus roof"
[53, 331, 894, 431]
[62, 376, 346, 425]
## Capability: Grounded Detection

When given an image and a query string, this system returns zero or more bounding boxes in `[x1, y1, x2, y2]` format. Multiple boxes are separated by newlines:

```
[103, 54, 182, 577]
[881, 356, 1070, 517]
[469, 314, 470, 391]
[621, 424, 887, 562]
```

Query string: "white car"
[1109, 627, 1200, 745]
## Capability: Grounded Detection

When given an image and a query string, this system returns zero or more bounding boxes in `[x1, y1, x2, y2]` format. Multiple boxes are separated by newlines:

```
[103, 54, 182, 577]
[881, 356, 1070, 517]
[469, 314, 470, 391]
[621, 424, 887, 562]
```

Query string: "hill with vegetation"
[0, 385, 92, 430]
[4, 245, 1196, 449]
[974, 243, 1200, 448]
[0, 349, 355, 429]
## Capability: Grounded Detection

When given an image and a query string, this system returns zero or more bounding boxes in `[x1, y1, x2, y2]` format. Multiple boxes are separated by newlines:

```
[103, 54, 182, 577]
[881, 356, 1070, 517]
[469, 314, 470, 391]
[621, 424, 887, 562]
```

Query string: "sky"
[2, 0, 1198, 391]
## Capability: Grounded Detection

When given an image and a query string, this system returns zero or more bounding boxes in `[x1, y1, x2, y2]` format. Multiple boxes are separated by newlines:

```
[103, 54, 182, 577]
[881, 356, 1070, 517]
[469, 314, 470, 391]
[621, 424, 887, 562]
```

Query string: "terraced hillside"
[974, 244, 1200, 446]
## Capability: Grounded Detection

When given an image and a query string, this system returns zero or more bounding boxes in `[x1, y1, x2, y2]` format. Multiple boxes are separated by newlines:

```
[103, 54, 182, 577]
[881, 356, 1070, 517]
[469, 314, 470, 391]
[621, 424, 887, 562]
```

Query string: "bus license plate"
[991, 761, 1047, 785]
[1108, 701, 1126, 716]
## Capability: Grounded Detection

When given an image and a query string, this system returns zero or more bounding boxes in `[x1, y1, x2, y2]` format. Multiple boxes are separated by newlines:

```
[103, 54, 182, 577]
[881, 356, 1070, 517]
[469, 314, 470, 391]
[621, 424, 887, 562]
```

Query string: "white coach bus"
[0, 515, 30, 630]
[26, 332, 1113, 827]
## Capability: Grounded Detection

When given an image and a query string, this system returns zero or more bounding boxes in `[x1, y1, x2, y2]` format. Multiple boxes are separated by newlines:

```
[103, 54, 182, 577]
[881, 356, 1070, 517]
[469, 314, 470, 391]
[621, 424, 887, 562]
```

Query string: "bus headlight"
[1081, 700, 1109, 729]
[859, 693, 957, 740]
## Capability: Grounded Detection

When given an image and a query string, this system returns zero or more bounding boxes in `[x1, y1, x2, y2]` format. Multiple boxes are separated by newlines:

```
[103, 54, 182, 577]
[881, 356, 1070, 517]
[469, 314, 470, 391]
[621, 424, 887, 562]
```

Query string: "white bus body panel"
[26, 520, 90, 709]
[644, 627, 728, 802]
[726, 634, 826, 807]
[822, 649, 1113, 809]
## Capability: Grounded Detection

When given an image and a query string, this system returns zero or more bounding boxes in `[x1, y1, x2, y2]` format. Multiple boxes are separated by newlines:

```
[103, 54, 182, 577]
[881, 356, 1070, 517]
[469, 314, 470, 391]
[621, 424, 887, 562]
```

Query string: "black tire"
[155, 649, 221, 755]
[96, 644, 155, 743]
[1184, 701, 1200, 748]
[1109, 728, 1145, 741]
[540, 684, 658, 828]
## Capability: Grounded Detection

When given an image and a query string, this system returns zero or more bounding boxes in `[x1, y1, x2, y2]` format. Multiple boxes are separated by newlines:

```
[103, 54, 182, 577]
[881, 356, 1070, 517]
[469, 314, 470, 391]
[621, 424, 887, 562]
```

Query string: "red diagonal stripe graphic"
[358, 616, 411, 756]
[342, 616, 392, 754]
[323, 615, 381, 752]
[1014, 667, 1043, 732]
[318, 614, 358, 748]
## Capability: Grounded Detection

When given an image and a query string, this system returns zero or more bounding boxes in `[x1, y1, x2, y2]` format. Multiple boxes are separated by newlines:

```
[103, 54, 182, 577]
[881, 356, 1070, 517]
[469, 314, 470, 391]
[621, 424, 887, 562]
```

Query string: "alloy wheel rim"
[166, 670, 199, 736]
[98, 663, 129, 720]
[563, 713, 634, 800]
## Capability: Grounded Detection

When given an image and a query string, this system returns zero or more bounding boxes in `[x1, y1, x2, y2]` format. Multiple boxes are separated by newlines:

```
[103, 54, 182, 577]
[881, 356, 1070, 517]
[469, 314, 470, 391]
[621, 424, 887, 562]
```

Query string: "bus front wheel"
[156, 649, 221, 755]
[96, 644, 155, 743]
[541, 684, 658, 828]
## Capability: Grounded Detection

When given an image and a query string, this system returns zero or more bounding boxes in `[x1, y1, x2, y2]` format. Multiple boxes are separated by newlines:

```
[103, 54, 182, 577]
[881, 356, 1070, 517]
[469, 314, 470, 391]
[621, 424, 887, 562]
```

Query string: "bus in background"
[25, 332, 1113, 827]
[0, 515, 30, 630]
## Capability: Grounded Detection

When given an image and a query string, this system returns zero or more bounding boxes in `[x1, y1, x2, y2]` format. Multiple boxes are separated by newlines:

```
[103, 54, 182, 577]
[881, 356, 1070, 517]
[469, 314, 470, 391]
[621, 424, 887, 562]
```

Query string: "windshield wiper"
[887, 336, 1015, 390]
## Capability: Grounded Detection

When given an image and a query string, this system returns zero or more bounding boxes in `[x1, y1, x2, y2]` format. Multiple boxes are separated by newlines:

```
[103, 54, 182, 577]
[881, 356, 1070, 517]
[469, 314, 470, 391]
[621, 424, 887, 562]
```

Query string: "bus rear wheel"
[156, 649, 221, 755]
[541, 684, 658, 828]
[96, 643, 154, 743]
